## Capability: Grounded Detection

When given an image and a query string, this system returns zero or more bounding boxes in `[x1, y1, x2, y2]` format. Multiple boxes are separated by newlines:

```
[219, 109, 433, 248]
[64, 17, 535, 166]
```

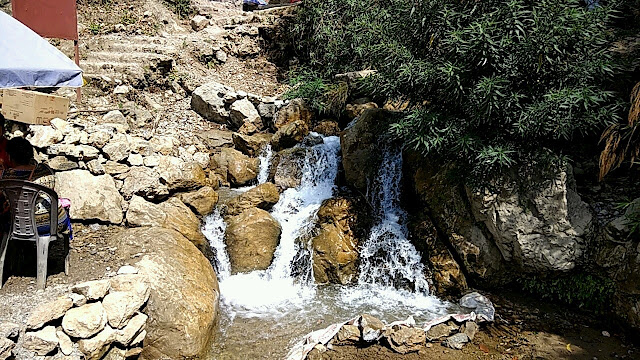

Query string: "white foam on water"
[202, 208, 230, 279]
[234, 144, 274, 192]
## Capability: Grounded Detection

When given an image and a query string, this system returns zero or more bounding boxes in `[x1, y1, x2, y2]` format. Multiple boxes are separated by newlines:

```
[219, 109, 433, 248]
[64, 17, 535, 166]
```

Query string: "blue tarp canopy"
[0, 11, 82, 88]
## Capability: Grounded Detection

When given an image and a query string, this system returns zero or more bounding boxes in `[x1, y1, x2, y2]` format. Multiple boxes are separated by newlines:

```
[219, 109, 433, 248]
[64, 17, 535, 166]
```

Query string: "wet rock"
[28, 125, 63, 148]
[269, 147, 306, 190]
[116, 227, 220, 359]
[386, 327, 426, 354]
[191, 81, 234, 123]
[62, 302, 108, 338]
[230, 98, 263, 131]
[312, 196, 368, 285]
[22, 326, 58, 356]
[225, 208, 281, 273]
[191, 15, 209, 31]
[273, 98, 313, 130]
[359, 314, 384, 342]
[55, 170, 124, 224]
[224, 182, 279, 216]
[232, 132, 272, 157]
[0, 337, 14, 360]
[212, 148, 259, 187]
[313, 120, 341, 137]
[336, 324, 361, 342]
[57, 328, 74, 355]
[26, 296, 73, 330]
[442, 333, 469, 350]
[425, 322, 458, 341]
[345, 98, 378, 119]
[460, 321, 478, 341]
[271, 119, 310, 151]
[460, 292, 495, 322]
[178, 186, 219, 216]
[72, 279, 111, 300]
[121, 166, 169, 200]
[0, 322, 20, 341]
[340, 108, 390, 192]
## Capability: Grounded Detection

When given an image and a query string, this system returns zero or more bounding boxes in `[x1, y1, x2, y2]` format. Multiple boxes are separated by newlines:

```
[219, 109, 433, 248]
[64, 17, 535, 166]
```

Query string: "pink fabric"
[59, 198, 71, 209]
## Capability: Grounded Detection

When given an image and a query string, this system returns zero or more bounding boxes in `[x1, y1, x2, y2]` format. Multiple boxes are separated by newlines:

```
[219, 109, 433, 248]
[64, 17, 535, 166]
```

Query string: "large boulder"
[312, 196, 369, 284]
[178, 187, 219, 216]
[340, 108, 391, 192]
[191, 81, 235, 124]
[272, 98, 313, 130]
[225, 208, 281, 273]
[232, 132, 272, 157]
[126, 196, 207, 250]
[271, 119, 310, 151]
[211, 148, 259, 187]
[224, 182, 279, 217]
[55, 170, 124, 224]
[156, 156, 208, 191]
[121, 167, 169, 200]
[115, 227, 220, 360]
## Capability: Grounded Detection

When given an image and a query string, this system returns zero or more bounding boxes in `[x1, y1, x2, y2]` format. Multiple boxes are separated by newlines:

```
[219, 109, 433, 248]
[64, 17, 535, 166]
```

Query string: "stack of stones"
[20, 266, 149, 360]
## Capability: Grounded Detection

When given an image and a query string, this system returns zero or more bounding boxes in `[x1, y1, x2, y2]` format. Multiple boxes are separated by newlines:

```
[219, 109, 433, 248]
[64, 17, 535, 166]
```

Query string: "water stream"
[204, 136, 453, 359]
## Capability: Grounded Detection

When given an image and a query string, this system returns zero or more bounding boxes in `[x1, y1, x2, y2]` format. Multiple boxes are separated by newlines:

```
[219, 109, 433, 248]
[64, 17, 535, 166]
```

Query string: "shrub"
[289, 0, 626, 183]
[519, 274, 615, 313]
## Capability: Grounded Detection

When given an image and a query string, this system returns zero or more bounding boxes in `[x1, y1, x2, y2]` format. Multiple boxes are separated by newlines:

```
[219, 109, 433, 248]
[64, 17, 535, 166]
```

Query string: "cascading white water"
[206, 135, 452, 359]
[256, 144, 273, 184]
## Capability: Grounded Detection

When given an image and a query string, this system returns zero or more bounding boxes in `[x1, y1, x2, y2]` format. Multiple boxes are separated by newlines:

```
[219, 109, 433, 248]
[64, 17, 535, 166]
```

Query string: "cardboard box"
[0, 89, 69, 125]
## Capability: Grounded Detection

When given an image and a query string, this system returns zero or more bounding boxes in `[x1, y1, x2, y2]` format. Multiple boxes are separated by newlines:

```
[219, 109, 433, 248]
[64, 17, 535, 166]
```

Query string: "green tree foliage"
[290, 0, 625, 181]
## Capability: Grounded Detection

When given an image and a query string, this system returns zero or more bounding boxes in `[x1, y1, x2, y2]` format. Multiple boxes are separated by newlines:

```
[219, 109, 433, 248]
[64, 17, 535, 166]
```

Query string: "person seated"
[0, 137, 72, 239]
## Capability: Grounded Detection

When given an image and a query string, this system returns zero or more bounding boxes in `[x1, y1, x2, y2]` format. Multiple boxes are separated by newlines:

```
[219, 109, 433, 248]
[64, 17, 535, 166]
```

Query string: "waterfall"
[256, 144, 273, 184]
[356, 148, 430, 293]
[202, 209, 230, 279]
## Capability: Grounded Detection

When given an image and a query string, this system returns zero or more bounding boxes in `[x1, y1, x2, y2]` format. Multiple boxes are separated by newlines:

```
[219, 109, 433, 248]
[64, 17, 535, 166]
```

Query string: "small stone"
[26, 297, 73, 330]
[113, 312, 147, 345]
[0, 322, 21, 341]
[461, 321, 478, 341]
[68, 293, 87, 307]
[72, 279, 111, 300]
[190, 15, 209, 31]
[143, 10, 152, 17]
[143, 155, 161, 167]
[116, 266, 138, 275]
[425, 322, 458, 341]
[386, 326, 426, 354]
[125, 347, 143, 357]
[336, 324, 361, 342]
[77, 326, 115, 360]
[57, 328, 74, 356]
[22, 326, 58, 356]
[216, 50, 227, 63]
[62, 302, 108, 338]
[102, 284, 150, 329]
[602, 331, 610, 337]
[442, 333, 469, 350]
[113, 85, 130, 95]
[131, 330, 146, 345]
[360, 314, 384, 342]
[114, 24, 126, 32]
[48, 156, 79, 171]
[127, 153, 144, 166]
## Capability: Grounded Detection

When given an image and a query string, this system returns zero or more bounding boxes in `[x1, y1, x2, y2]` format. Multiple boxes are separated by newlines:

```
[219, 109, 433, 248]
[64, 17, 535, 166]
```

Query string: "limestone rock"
[345, 98, 378, 119]
[68, 293, 87, 307]
[269, 147, 307, 190]
[312, 196, 368, 285]
[103, 161, 129, 175]
[77, 326, 115, 360]
[425, 322, 458, 341]
[103, 287, 150, 329]
[28, 125, 63, 148]
[359, 314, 384, 342]
[271, 119, 309, 151]
[232, 132, 272, 157]
[0, 337, 14, 360]
[460, 321, 478, 341]
[102, 134, 131, 162]
[191, 15, 209, 31]
[117, 265, 139, 275]
[198, 129, 234, 149]
[55, 170, 124, 224]
[88, 130, 112, 149]
[442, 333, 469, 350]
[26, 297, 73, 330]
[273, 98, 312, 130]
[229, 98, 263, 131]
[72, 279, 111, 300]
[191, 81, 235, 123]
[47, 156, 79, 171]
[386, 327, 426, 354]
[225, 208, 281, 273]
[257, 102, 276, 119]
[212, 148, 259, 187]
[336, 325, 360, 342]
[178, 186, 219, 216]
[121, 166, 169, 200]
[313, 120, 341, 137]
[224, 182, 279, 216]
[156, 156, 208, 191]
[193, 152, 210, 168]
[149, 135, 178, 155]
[127, 153, 144, 166]
[0, 322, 20, 341]
[126, 195, 167, 226]
[113, 312, 147, 345]
[57, 328, 74, 356]
[103, 110, 128, 126]
[22, 326, 58, 356]
[62, 302, 108, 339]
[115, 227, 220, 360]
